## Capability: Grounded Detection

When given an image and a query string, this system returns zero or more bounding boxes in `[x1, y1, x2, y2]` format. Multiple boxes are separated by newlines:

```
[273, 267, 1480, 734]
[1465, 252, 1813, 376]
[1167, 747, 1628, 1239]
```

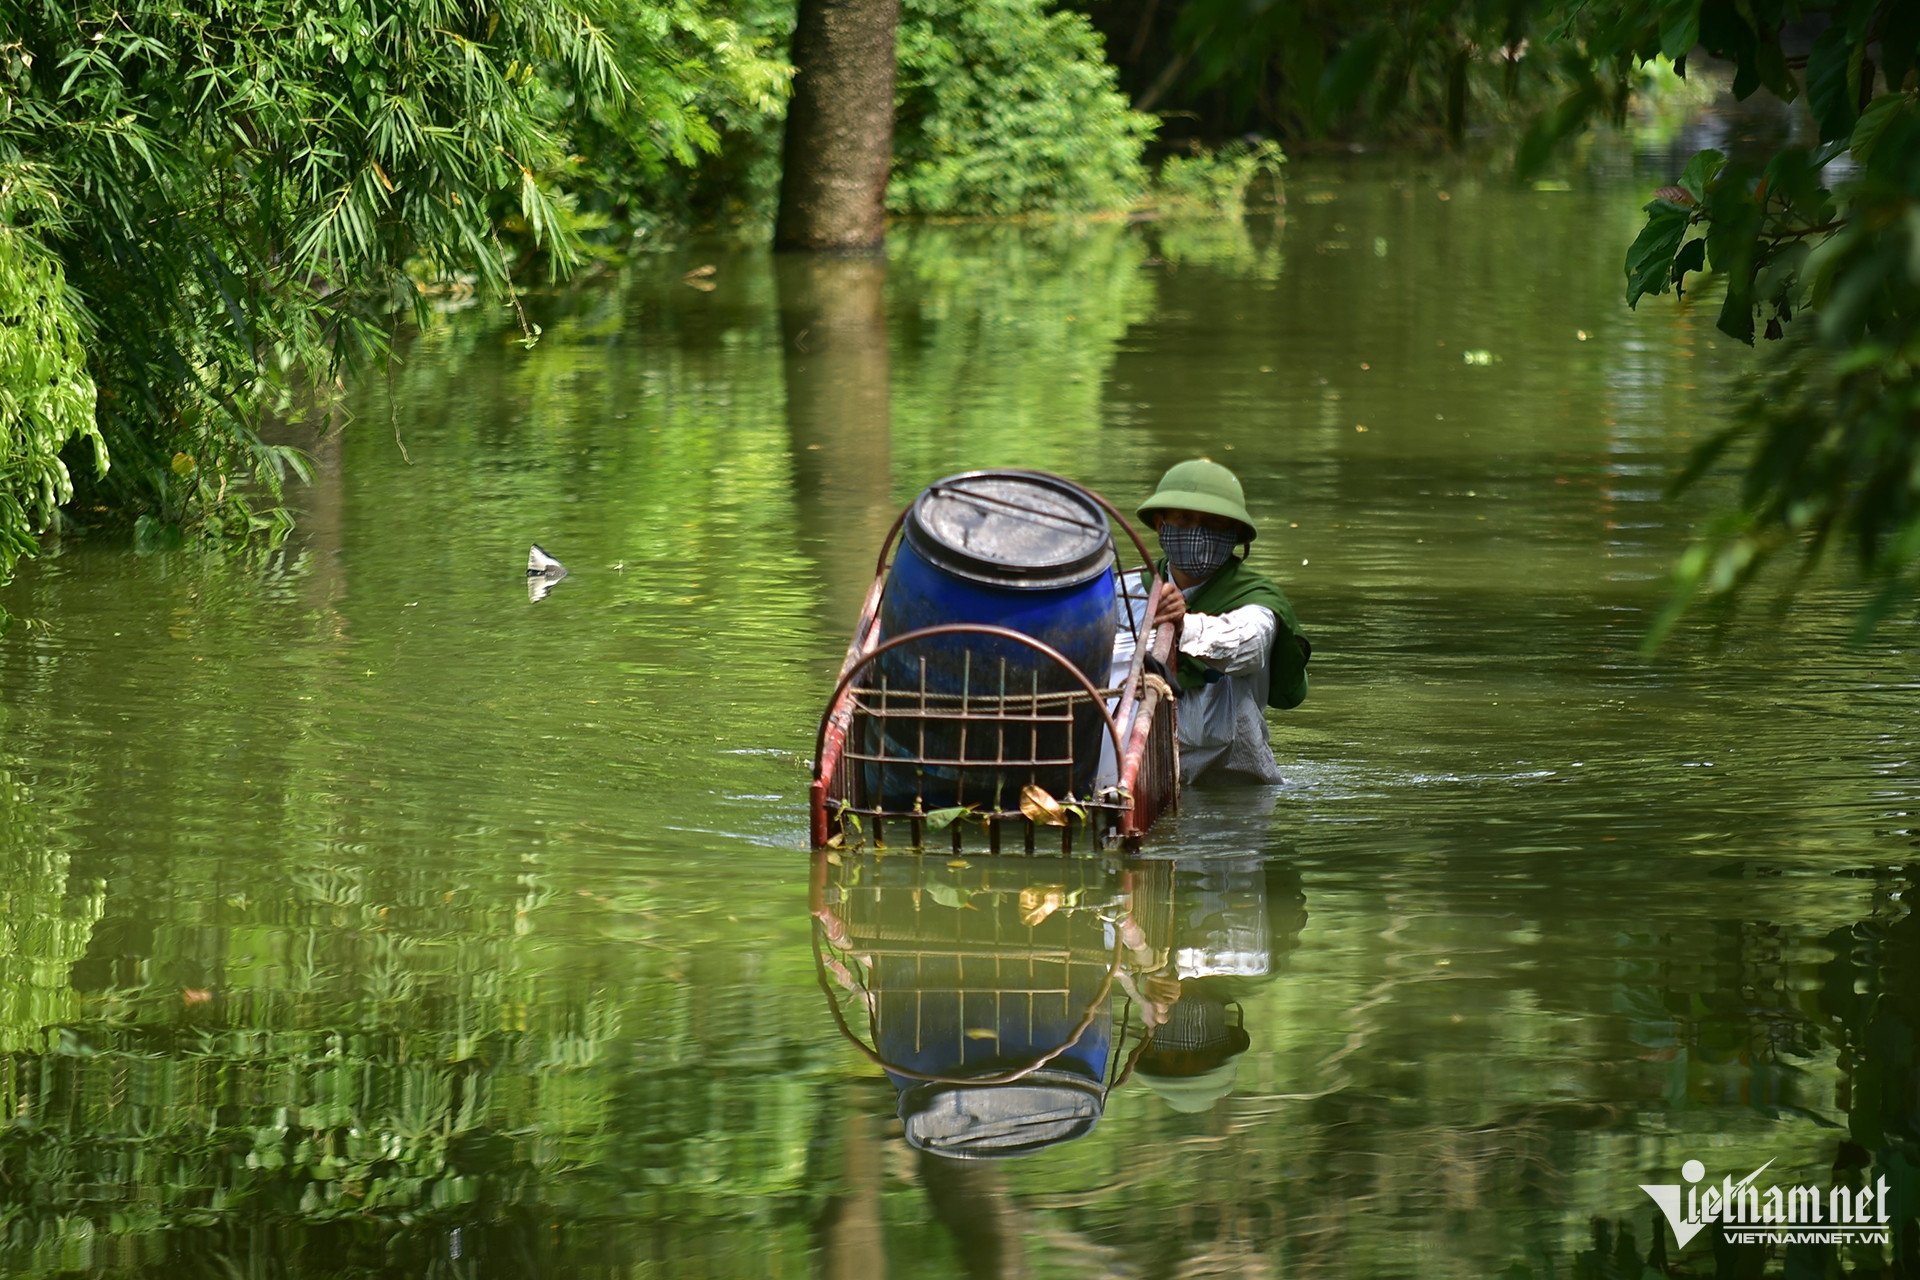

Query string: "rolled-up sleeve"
[1179, 606, 1275, 675]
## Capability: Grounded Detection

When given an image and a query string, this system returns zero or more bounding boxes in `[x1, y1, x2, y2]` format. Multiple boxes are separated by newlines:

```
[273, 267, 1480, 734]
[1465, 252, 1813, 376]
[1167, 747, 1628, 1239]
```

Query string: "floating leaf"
[926, 883, 976, 911]
[964, 1028, 998, 1041]
[1019, 885, 1068, 927]
[923, 805, 973, 832]
[947, 858, 970, 869]
[1020, 784, 1068, 826]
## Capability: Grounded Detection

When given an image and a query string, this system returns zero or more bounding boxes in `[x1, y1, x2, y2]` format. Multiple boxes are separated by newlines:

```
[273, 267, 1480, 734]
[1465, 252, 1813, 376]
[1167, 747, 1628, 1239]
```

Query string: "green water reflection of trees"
[5, 832, 1913, 1275]
[1, 214, 1914, 1277]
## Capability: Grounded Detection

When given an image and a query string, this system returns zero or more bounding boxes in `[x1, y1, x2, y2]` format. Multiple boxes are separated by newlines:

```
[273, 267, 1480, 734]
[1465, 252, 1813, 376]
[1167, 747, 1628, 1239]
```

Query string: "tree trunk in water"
[814, 1109, 889, 1280]
[775, 0, 898, 252]
[778, 255, 892, 629]
[919, 1152, 1030, 1280]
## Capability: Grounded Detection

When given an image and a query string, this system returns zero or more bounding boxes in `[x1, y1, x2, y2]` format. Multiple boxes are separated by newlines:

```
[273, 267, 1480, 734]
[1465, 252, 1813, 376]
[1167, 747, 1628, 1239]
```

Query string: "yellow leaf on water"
[1019, 885, 1067, 927]
[1020, 785, 1068, 827]
[964, 1028, 998, 1041]
[947, 858, 970, 870]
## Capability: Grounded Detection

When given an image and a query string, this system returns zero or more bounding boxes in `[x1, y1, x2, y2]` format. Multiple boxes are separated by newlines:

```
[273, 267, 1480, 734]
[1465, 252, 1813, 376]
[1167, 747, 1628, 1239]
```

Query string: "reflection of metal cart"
[809, 851, 1171, 1158]
[810, 473, 1180, 854]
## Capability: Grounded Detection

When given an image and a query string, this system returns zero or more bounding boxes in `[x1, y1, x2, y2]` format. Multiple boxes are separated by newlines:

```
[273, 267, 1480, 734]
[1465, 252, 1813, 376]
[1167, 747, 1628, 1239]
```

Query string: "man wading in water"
[1138, 459, 1310, 785]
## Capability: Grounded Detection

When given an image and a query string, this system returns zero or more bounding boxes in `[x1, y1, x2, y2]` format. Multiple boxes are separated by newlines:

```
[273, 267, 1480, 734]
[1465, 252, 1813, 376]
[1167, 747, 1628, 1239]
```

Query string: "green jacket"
[1165, 557, 1311, 710]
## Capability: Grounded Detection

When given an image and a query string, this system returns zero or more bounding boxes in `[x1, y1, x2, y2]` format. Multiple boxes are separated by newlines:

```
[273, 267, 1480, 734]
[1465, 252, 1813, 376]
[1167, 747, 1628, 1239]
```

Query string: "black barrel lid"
[903, 472, 1115, 590]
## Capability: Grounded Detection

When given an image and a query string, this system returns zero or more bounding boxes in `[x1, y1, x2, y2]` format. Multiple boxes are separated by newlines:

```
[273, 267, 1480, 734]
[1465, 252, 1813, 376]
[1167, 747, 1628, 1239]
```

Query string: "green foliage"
[0, 219, 103, 586]
[536, 1, 792, 239]
[1149, 0, 1920, 633]
[0, 767, 103, 1055]
[0, 0, 633, 561]
[891, 0, 1155, 216]
[1078, 0, 1586, 147]
[1549, 5, 1920, 637]
[664, 0, 1159, 220]
[1153, 140, 1287, 215]
[0, 0, 787, 584]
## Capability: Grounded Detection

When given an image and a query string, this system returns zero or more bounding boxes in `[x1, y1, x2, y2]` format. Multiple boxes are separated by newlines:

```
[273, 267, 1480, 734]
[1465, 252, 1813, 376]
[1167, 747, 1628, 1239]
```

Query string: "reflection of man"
[1136, 459, 1311, 786]
[1125, 857, 1308, 1113]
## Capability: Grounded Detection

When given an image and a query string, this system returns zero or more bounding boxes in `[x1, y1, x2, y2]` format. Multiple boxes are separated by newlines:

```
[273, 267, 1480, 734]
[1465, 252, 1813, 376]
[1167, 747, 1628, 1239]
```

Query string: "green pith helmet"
[1137, 459, 1257, 541]
[1134, 1059, 1243, 1114]
[1133, 1001, 1251, 1114]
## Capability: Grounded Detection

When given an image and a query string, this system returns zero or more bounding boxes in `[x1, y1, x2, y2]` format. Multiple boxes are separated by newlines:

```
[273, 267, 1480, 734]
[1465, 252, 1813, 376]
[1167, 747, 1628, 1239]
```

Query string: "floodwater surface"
[2, 163, 1916, 1278]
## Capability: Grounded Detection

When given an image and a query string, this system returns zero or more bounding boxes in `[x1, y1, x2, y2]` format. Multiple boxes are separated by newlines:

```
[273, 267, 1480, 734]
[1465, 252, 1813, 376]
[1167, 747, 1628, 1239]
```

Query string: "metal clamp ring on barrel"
[812, 622, 1128, 779]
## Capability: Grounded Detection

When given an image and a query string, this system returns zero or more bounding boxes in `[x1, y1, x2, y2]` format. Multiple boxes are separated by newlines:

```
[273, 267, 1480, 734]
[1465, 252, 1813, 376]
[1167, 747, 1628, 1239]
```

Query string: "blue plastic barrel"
[869, 472, 1117, 809]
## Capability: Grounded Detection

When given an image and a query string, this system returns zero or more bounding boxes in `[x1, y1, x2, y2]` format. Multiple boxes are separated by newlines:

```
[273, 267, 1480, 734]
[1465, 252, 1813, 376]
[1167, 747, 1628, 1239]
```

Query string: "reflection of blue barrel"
[873, 935, 1113, 1158]
[869, 472, 1117, 810]
[873, 957, 1113, 1086]
[842, 857, 1120, 1158]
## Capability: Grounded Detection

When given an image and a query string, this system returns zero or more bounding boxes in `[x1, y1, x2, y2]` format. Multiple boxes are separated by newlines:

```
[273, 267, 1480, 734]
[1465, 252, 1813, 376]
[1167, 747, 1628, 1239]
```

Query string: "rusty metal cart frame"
[810, 473, 1179, 854]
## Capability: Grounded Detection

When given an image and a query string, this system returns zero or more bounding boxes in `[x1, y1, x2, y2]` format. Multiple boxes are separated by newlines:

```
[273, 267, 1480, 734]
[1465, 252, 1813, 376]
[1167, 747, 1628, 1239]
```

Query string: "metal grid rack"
[810, 473, 1180, 854]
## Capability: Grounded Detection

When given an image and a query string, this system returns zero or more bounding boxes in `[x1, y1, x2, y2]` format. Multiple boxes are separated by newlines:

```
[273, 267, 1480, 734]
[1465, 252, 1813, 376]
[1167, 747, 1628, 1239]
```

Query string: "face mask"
[1158, 525, 1239, 579]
